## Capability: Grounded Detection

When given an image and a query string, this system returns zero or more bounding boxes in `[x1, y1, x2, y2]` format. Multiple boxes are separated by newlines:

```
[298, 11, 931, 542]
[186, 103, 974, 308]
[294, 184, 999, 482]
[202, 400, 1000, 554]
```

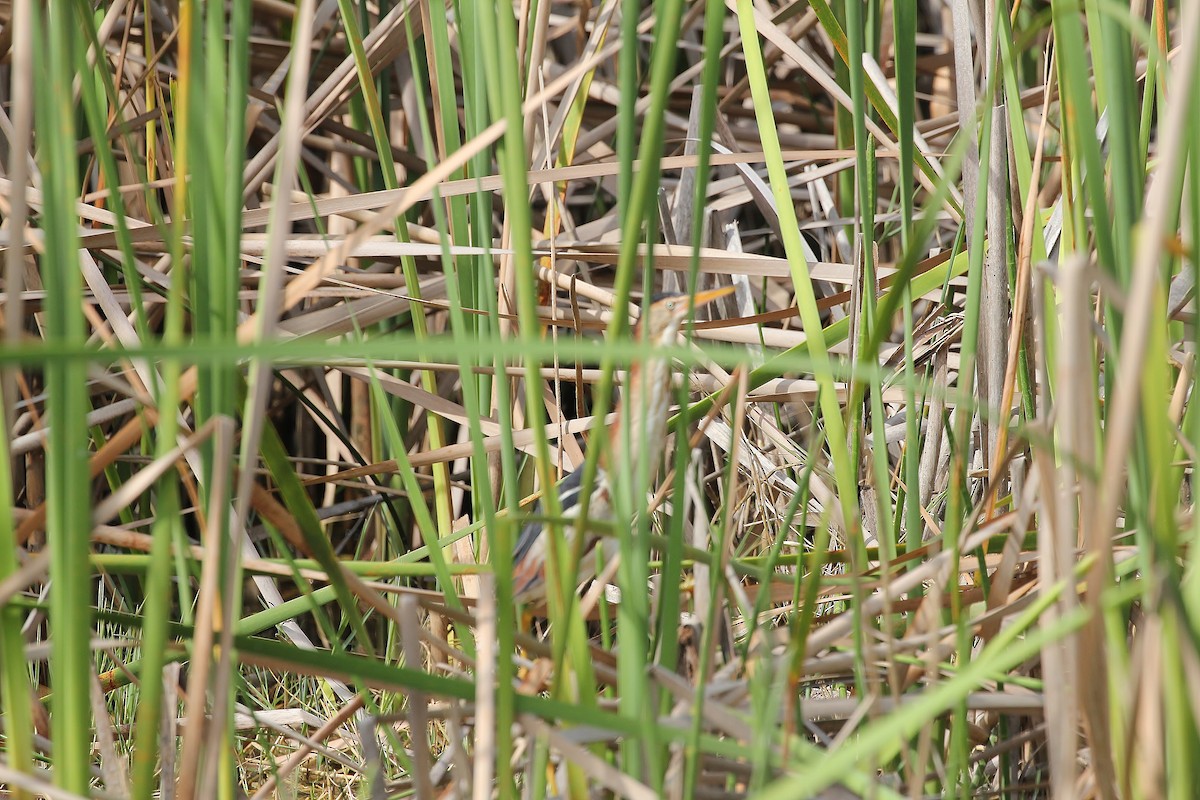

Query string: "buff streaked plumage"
[510, 286, 734, 604]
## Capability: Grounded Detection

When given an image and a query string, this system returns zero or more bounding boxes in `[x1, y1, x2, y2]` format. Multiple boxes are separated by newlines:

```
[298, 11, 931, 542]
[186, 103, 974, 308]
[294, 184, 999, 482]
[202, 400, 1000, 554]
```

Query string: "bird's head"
[638, 285, 735, 343]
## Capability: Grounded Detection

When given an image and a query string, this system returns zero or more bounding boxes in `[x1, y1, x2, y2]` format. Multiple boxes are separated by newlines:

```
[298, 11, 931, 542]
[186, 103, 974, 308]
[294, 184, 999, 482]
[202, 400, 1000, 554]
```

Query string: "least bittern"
[511, 285, 734, 602]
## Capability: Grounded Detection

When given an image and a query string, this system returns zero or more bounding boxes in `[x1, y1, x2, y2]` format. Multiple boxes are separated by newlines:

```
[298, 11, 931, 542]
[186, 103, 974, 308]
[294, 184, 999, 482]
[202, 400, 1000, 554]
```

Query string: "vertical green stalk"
[1093, 0, 1141, 273]
[401, 0, 491, 655]
[207, 7, 251, 796]
[191, 0, 248, 437]
[832, 0, 853, 216]
[940, 80, 994, 799]
[1186, 37, 1200, 644]
[35, 1, 93, 790]
[893, 0, 922, 564]
[1183, 90, 1200, 800]
[596, 0, 688, 781]
[842, 0, 883, 702]
[129, 0, 198, 792]
[473, 0, 548, 530]
[892, 11, 929, 785]
[659, 0, 727, 682]
[996, 8, 1047, 424]
[1, 0, 36, 789]
[1051, 1, 1114, 286]
[0, 386, 33, 788]
[129, 464, 182, 800]
[616, 0, 640, 212]
[473, 0, 558, 792]
[456, 0, 519, 789]
[844, 4, 895, 602]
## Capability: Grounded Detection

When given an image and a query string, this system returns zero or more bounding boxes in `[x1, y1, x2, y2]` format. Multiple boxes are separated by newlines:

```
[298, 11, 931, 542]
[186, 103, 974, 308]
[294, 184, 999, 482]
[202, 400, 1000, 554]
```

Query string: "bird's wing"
[512, 468, 589, 561]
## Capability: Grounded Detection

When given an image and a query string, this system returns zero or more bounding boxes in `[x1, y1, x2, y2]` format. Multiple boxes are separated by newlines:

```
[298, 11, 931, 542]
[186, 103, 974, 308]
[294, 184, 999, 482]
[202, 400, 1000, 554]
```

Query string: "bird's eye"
[667, 301, 676, 310]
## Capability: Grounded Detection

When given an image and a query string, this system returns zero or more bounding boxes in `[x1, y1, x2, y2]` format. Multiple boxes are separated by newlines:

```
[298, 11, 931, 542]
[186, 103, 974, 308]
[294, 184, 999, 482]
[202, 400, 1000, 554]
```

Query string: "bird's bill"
[692, 285, 736, 306]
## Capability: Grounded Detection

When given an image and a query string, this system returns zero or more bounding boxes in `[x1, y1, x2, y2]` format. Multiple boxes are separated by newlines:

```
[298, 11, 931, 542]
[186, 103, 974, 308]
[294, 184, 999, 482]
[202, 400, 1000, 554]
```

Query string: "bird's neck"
[605, 355, 674, 479]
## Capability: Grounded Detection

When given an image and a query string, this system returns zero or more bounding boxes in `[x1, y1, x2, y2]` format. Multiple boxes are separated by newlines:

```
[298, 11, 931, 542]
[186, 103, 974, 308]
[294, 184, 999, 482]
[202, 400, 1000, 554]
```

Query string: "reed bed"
[0, 0, 1197, 798]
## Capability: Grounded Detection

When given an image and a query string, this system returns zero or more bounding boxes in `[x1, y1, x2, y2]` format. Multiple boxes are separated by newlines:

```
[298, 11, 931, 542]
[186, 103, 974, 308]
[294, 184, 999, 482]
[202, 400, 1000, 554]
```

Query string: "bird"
[511, 284, 735, 604]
